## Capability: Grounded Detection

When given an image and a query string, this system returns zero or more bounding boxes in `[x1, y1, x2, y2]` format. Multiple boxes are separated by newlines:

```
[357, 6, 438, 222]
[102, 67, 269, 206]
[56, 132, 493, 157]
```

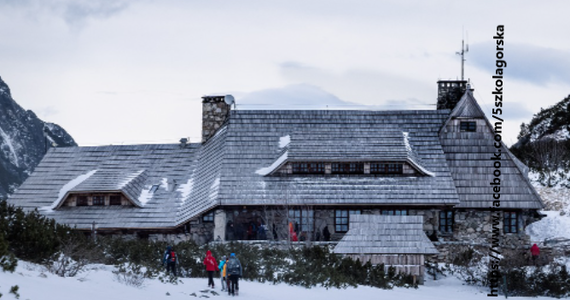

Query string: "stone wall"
[450, 209, 534, 247]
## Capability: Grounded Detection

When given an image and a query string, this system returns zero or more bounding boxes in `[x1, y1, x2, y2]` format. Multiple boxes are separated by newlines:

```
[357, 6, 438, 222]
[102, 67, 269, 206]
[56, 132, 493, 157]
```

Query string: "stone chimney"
[202, 95, 233, 143]
[436, 80, 468, 110]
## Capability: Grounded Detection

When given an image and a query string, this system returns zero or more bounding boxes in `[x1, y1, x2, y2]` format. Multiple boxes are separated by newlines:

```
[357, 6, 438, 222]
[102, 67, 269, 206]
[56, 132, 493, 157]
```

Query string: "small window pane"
[76, 196, 88, 206]
[460, 121, 477, 132]
[93, 196, 105, 206]
[110, 195, 122, 206]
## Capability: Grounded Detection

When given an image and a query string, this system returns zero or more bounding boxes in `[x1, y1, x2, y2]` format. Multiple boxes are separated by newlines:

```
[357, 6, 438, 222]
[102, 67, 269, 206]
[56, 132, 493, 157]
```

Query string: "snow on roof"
[403, 132, 412, 152]
[43, 170, 98, 212]
[137, 187, 153, 206]
[279, 135, 291, 148]
[161, 178, 169, 191]
[177, 178, 194, 203]
[255, 151, 288, 175]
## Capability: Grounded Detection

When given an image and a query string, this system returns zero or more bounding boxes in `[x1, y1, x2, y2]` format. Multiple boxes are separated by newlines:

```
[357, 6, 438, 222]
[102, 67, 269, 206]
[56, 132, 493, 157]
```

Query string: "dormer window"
[66, 193, 131, 207]
[292, 162, 324, 174]
[370, 163, 403, 174]
[76, 196, 88, 206]
[460, 121, 476, 132]
[110, 195, 122, 206]
[93, 195, 105, 206]
[332, 163, 364, 174]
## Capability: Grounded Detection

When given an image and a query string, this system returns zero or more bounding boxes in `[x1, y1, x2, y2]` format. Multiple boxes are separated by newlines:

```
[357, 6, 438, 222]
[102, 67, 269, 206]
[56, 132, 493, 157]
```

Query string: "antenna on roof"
[456, 30, 469, 81]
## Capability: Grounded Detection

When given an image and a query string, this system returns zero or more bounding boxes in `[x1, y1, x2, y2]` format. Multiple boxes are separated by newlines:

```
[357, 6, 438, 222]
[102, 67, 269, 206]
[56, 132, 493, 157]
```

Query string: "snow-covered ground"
[526, 177, 570, 243]
[0, 261, 556, 300]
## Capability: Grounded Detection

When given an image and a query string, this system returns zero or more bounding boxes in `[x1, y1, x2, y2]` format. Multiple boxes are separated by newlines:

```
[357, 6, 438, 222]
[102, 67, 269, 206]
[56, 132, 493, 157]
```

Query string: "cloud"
[0, 0, 129, 28]
[278, 61, 436, 109]
[469, 42, 570, 86]
[237, 84, 365, 110]
[236, 83, 432, 111]
[61, 0, 129, 27]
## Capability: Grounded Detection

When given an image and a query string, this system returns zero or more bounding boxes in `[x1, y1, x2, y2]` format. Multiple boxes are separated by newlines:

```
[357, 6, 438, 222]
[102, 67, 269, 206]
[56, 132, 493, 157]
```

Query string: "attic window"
[76, 196, 88, 206]
[332, 163, 364, 174]
[110, 195, 122, 206]
[93, 195, 105, 206]
[292, 162, 324, 174]
[460, 121, 476, 132]
[370, 163, 403, 174]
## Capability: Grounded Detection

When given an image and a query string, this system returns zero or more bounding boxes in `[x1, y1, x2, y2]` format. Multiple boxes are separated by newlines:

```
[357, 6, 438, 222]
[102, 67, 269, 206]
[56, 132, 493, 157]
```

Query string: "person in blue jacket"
[218, 255, 228, 291]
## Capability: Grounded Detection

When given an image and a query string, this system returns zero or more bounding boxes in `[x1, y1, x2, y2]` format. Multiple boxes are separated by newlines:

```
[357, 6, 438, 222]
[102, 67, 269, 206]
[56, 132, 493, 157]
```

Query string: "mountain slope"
[0, 76, 76, 198]
[510, 94, 570, 187]
[514, 95, 570, 145]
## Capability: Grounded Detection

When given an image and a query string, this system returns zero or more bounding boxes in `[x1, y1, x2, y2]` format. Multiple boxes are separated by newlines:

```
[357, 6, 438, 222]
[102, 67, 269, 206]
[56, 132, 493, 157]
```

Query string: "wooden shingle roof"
[8, 90, 543, 230]
[8, 144, 200, 229]
[217, 109, 460, 207]
[334, 215, 439, 255]
[439, 90, 544, 209]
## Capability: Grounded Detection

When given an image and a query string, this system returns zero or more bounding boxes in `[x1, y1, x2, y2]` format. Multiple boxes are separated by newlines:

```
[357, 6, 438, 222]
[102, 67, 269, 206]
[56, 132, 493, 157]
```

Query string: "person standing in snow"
[226, 253, 243, 296]
[162, 245, 177, 276]
[530, 243, 540, 264]
[203, 250, 219, 288]
[218, 255, 228, 291]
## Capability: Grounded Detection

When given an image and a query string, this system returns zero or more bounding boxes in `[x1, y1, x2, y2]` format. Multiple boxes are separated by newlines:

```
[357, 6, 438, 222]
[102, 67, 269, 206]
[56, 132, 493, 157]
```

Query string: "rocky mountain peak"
[0, 76, 77, 198]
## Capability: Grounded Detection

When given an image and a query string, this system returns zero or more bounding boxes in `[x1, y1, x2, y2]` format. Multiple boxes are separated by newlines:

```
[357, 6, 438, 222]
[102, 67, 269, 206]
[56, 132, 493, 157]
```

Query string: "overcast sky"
[1, 0, 569, 146]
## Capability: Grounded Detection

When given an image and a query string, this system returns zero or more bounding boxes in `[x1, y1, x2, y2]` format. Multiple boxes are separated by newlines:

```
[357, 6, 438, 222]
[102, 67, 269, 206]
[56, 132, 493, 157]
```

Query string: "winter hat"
[230, 253, 235, 257]
[222, 255, 227, 260]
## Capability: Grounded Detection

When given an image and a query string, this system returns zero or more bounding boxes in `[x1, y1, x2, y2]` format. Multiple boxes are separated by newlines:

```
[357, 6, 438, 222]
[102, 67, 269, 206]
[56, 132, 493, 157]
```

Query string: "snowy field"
[526, 178, 570, 243]
[2, 177, 569, 299]
[0, 261, 556, 300]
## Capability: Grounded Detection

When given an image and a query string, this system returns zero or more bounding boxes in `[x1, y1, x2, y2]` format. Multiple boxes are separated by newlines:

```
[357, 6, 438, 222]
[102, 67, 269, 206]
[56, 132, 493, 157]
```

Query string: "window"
[331, 163, 364, 174]
[460, 121, 477, 132]
[381, 209, 408, 215]
[93, 195, 105, 206]
[370, 163, 403, 174]
[288, 209, 314, 233]
[504, 211, 518, 233]
[149, 184, 160, 193]
[292, 162, 324, 174]
[203, 211, 214, 222]
[110, 195, 122, 206]
[76, 196, 88, 206]
[439, 210, 453, 233]
[335, 209, 361, 232]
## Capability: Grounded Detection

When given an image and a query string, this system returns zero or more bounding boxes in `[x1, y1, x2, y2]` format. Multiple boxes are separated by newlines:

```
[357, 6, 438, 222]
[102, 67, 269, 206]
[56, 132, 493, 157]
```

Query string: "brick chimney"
[202, 95, 233, 143]
[436, 80, 468, 110]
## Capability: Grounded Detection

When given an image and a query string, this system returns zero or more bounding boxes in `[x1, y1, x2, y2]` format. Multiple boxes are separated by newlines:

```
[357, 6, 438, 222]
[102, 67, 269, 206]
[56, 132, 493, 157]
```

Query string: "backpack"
[227, 259, 240, 275]
[169, 251, 176, 263]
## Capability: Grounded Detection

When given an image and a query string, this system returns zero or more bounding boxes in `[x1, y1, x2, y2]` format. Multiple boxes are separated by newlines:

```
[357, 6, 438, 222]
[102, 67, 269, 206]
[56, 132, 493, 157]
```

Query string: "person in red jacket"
[530, 243, 540, 264]
[203, 250, 219, 288]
